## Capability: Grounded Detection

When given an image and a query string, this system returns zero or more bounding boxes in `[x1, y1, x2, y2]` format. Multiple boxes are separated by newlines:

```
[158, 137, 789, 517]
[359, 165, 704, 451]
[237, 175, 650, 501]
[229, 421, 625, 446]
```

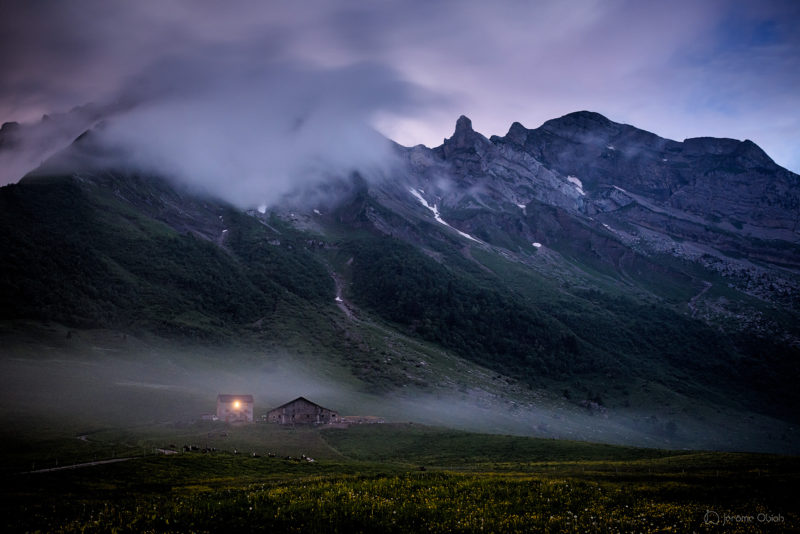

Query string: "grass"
[2, 431, 798, 533]
[0, 354, 797, 533]
[318, 424, 685, 467]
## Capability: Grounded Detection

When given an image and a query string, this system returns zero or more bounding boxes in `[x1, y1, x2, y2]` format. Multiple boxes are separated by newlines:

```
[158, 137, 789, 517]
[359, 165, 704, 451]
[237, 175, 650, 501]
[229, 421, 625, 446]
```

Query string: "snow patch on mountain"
[409, 188, 480, 242]
[567, 176, 585, 196]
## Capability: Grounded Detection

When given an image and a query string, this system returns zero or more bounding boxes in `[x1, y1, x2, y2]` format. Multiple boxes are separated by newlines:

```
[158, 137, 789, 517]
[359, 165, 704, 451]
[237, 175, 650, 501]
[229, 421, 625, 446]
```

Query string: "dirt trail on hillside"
[688, 281, 712, 317]
[27, 457, 134, 474]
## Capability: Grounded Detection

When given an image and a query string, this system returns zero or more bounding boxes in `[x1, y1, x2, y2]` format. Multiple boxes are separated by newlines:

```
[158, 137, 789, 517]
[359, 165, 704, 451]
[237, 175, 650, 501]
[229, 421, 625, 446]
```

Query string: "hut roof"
[268, 396, 334, 412]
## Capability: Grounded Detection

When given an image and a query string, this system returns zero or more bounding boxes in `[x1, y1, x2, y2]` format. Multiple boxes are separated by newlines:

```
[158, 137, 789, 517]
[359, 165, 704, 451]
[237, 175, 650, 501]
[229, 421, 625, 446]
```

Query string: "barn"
[267, 397, 339, 425]
[216, 394, 254, 422]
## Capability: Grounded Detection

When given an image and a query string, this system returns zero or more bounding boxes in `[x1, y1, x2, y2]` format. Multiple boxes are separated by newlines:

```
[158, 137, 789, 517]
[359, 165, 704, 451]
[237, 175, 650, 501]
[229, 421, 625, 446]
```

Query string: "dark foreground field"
[2, 423, 798, 533]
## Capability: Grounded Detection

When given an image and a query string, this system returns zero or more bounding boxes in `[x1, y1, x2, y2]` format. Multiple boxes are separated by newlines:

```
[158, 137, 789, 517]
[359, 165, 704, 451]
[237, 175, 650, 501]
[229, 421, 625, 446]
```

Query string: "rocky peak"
[504, 121, 529, 146]
[448, 115, 477, 146]
[682, 137, 742, 156]
[541, 111, 614, 135]
[735, 139, 775, 167]
[441, 115, 490, 159]
[564, 110, 612, 123]
[455, 114, 473, 133]
[682, 137, 776, 169]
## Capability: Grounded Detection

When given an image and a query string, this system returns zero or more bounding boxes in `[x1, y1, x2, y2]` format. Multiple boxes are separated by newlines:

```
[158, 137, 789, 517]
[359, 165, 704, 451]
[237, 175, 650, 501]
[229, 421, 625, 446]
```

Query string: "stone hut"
[216, 394, 254, 422]
[267, 397, 338, 425]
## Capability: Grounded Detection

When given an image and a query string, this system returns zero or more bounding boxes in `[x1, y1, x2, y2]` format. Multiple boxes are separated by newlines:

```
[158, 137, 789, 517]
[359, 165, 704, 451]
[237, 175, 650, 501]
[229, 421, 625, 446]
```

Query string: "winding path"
[688, 281, 712, 318]
[26, 457, 135, 474]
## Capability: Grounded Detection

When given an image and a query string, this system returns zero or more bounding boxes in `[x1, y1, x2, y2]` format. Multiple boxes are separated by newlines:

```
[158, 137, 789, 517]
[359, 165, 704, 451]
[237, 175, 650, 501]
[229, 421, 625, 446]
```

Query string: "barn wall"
[217, 401, 254, 422]
[267, 399, 338, 424]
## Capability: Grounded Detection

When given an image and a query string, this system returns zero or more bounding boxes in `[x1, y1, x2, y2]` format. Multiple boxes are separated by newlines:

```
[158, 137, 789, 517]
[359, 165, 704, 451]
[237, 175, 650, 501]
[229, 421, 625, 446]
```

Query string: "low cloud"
[94, 58, 432, 208]
[0, 2, 441, 205]
[0, 106, 105, 187]
[2, 348, 796, 452]
[3, 53, 437, 208]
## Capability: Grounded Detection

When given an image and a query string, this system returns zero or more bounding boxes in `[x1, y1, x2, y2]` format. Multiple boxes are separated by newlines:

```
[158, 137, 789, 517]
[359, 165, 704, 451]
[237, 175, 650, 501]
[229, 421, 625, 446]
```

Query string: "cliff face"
[400, 111, 799, 248]
[377, 113, 800, 337]
[492, 111, 799, 238]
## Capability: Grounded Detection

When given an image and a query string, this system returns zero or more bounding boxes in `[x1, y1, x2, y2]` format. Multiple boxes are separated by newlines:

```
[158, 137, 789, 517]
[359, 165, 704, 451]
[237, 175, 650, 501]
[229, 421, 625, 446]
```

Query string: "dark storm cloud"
[0, 1, 443, 203]
[1, 0, 798, 192]
[0, 2, 174, 116]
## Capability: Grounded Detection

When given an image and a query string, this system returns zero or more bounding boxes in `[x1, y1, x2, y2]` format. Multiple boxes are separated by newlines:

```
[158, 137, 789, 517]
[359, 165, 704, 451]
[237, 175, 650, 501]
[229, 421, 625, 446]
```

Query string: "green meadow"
[2, 422, 798, 533]
[1, 335, 798, 532]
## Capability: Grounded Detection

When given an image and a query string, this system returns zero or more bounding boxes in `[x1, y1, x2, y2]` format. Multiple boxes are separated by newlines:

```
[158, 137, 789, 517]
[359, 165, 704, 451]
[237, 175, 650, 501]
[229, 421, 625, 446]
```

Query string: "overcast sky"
[1, 0, 799, 186]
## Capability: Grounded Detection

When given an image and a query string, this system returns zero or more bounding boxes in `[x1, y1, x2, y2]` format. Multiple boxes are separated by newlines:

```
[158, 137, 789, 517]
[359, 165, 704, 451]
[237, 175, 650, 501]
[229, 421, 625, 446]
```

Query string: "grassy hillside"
[335, 232, 799, 418]
[0, 175, 343, 343]
[1, 171, 798, 449]
[342, 236, 584, 379]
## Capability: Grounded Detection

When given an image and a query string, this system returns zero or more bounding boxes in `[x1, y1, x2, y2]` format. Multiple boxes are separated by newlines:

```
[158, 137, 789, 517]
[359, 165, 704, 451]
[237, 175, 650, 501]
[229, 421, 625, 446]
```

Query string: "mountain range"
[1, 110, 798, 452]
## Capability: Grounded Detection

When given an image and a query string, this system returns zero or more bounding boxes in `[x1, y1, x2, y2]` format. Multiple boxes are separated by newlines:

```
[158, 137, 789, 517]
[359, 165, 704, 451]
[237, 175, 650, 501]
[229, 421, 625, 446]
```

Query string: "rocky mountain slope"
[1, 111, 798, 452]
[372, 112, 800, 342]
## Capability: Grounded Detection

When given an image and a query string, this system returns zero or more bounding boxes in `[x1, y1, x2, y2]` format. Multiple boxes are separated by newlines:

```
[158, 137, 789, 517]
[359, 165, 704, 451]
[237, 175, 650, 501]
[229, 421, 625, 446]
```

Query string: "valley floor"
[2, 423, 798, 533]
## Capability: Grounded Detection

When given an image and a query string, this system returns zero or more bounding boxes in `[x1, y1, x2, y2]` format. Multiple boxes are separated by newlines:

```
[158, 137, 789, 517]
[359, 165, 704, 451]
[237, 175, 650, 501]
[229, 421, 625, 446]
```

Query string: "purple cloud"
[1, 0, 797, 195]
